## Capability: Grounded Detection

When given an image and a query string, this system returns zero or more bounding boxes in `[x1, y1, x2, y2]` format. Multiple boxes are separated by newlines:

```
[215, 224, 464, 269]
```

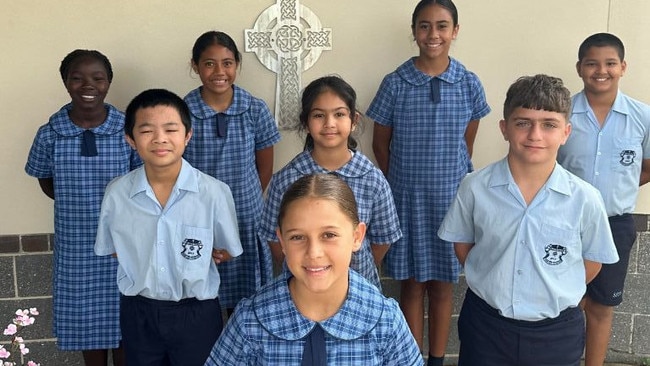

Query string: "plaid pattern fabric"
[366, 58, 491, 282]
[184, 86, 280, 307]
[205, 270, 424, 365]
[24, 104, 141, 350]
[258, 151, 402, 289]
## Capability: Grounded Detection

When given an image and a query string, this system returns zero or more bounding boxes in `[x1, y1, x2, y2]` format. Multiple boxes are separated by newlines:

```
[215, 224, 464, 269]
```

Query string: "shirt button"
[158, 241, 164, 246]
[160, 267, 166, 272]
[595, 172, 600, 176]
[597, 151, 602, 156]
[517, 269, 523, 275]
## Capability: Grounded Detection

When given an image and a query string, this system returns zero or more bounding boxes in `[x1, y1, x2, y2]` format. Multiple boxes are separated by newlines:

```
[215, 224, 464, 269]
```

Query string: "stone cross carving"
[245, 0, 332, 129]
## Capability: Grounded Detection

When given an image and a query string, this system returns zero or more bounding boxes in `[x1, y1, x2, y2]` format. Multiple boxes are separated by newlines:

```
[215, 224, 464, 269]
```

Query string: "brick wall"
[1, 215, 649, 365]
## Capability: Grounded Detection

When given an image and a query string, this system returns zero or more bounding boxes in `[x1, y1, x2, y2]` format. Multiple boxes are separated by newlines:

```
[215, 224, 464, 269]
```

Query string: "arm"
[38, 178, 55, 200]
[640, 158, 650, 186]
[255, 146, 274, 192]
[584, 260, 602, 284]
[370, 243, 390, 267]
[212, 248, 233, 264]
[464, 120, 480, 158]
[372, 123, 393, 176]
[454, 242, 474, 266]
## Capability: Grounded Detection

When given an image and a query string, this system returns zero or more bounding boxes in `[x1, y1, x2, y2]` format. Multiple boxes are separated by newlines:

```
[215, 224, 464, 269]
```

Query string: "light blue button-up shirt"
[95, 159, 243, 301]
[558, 90, 650, 216]
[439, 158, 618, 321]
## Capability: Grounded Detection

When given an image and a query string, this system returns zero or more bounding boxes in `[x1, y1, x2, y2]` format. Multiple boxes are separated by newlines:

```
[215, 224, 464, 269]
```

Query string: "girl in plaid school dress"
[259, 75, 401, 289]
[206, 174, 423, 365]
[183, 31, 281, 313]
[366, 1, 491, 364]
[25, 49, 141, 365]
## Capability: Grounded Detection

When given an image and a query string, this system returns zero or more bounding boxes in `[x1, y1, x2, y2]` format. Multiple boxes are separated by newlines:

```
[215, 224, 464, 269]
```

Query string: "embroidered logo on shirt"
[543, 244, 567, 265]
[181, 238, 203, 260]
[620, 150, 636, 166]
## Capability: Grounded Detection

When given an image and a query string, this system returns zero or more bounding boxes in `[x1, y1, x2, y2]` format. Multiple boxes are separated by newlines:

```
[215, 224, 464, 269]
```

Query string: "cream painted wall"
[2, 0, 649, 235]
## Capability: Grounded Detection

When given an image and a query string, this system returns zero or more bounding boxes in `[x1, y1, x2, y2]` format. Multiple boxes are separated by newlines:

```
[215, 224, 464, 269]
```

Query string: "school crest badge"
[620, 150, 636, 166]
[181, 238, 203, 260]
[543, 244, 567, 265]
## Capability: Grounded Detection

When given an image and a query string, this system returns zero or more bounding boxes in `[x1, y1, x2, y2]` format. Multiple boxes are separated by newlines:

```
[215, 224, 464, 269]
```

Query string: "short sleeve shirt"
[558, 90, 650, 216]
[95, 159, 243, 301]
[438, 158, 618, 321]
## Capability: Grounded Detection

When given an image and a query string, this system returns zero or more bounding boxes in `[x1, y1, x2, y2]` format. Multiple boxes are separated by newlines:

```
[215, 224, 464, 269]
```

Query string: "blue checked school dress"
[24, 104, 141, 350]
[205, 269, 424, 365]
[366, 57, 491, 282]
[184, 86, 281, 308]
[259, 150, 402, 289]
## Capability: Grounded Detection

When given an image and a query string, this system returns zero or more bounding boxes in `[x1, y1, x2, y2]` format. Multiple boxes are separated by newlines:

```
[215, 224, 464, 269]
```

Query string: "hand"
[212, 249, 232, 264]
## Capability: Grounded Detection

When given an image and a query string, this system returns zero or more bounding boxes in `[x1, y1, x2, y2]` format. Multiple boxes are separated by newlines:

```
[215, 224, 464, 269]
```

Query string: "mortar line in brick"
[628, 313, 635, 351]
[0, 251, 53, 258]
[0, 295, 52, 301]
[12, 256, 17, 298]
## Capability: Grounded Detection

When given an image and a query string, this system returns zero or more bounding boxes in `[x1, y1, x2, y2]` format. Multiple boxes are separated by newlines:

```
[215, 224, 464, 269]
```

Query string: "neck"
[69, 105, 107, 129]
[201, 86, 233, 112]
[289, 276, 348, 322]
[414, 55, 450, 76]
[144, 161, 183, 208]
[507, 157, 555, 205]
[311, 146, 352, 171]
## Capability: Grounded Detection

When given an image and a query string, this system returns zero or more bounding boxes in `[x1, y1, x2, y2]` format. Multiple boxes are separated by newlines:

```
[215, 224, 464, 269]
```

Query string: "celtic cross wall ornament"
[245, 0, 332, 129]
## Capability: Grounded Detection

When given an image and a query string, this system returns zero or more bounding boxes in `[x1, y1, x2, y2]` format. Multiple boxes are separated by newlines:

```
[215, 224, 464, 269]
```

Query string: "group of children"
[23, 0, 649, 365]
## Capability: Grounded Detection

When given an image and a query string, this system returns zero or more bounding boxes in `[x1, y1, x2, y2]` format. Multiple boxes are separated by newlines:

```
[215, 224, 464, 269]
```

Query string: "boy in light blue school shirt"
[560, 90, 650, 214]
[95, 158, 241, 301]
[95, 89, 243, 366]
[439, 75, 618, 366]
[556, 32, 650, 366]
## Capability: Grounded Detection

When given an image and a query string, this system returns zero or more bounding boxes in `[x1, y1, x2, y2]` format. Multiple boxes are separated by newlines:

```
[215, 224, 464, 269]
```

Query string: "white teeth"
[81, 95, 95, 100]
[306, 266, 328, 272]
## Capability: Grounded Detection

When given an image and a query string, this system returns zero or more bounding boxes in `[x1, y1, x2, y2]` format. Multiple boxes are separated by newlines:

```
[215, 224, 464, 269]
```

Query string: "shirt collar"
[488, 158, 571, 197]
[573, 90, 628, 116]
[396, 57, 466, 86]
[253, 270, 385, 341]
[129, 159, 199, 198]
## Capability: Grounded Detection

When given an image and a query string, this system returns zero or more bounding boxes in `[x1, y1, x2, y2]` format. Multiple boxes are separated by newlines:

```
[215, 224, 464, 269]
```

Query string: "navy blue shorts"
[120, 295, 223, 366]
[587, 214, 636, 306]
[457, 289, 585, 366]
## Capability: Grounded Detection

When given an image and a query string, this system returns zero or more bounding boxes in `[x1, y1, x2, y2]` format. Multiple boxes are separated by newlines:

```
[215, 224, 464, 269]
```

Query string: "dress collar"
[253, 270, 385, 341]
[186, 85, 251, 119]
[291, 150, 374, 178]
[396, 57, 466, 86]
[49, 103, 123, 136]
